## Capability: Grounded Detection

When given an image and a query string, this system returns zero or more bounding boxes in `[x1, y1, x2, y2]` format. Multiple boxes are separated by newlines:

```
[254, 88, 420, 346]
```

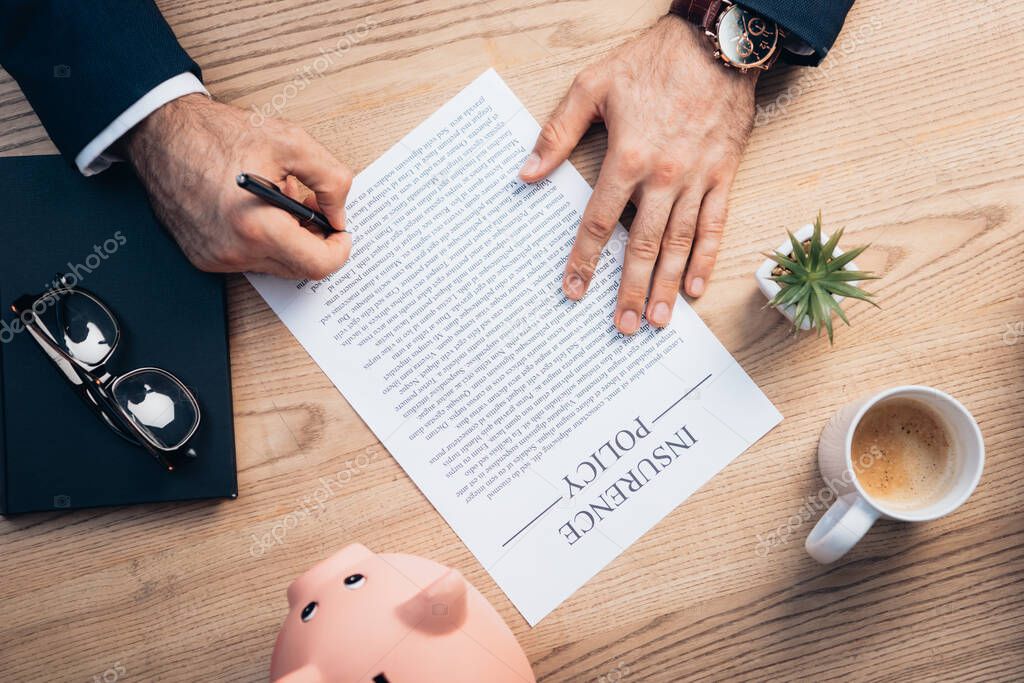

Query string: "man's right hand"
[122, 93, 353, 280]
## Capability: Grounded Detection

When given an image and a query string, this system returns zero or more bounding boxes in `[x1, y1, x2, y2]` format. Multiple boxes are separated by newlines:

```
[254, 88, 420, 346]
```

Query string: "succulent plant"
[766, 212, 879, 343]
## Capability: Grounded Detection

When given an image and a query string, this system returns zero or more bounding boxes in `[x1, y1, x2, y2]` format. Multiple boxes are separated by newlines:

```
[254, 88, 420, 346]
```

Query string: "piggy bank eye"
[344, 573, 366, 589]
[300, 601, 318, 622]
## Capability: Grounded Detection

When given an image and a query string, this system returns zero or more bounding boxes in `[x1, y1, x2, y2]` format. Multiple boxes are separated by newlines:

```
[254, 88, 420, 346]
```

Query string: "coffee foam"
[852, 398, 956, 510]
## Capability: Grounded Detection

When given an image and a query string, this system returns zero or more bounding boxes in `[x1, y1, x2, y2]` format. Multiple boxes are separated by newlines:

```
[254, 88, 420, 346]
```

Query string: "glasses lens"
[34, 291, 118, 366]
[111, 369, 199, 450]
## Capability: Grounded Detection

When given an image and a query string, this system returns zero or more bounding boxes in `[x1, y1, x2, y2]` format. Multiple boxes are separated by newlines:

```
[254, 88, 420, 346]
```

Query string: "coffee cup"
[805, 385, 984, 564]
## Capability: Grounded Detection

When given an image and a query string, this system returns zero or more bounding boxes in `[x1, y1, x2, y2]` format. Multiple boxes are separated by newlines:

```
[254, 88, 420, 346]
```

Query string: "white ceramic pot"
[754, 223, 860, 331]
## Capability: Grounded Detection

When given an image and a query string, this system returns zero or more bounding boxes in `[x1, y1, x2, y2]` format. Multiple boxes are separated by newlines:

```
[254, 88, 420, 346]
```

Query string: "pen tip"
[235, 173, 246, 185]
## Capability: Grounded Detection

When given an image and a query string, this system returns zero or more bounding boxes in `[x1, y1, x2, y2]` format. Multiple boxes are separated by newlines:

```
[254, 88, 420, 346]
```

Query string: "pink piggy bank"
[270, 543, 536, 683]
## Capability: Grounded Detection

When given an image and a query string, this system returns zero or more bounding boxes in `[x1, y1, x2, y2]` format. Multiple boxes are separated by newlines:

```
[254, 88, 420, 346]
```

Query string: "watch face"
[717, 5, 779, 67]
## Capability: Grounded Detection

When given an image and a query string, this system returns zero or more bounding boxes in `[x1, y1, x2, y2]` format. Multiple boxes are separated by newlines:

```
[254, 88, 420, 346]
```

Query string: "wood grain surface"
[2, 0, 1023, 681]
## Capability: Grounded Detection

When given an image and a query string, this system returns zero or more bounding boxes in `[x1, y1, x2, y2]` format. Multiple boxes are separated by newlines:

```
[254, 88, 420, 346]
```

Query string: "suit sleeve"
[740, 0, 856, 65]
[0, 0, 202, 163]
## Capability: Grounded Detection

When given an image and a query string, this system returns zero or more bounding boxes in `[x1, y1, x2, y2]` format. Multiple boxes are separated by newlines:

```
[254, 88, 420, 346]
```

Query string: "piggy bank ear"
[398, 568, 468, 634]
[275, 665, 323, 683]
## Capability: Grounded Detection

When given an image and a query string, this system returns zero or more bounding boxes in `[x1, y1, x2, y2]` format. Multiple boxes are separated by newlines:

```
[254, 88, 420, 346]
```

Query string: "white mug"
[805, 385, 984, 564]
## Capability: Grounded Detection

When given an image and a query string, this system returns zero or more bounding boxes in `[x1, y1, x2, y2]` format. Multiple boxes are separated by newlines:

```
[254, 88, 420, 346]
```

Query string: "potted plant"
[755, 212, 878, 343]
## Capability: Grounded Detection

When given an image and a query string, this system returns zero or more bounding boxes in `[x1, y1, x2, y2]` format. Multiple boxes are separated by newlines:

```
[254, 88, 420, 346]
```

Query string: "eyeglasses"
[11, 277, 201, 470]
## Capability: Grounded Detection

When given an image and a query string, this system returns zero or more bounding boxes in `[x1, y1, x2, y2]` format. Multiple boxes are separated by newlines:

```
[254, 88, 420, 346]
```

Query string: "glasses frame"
[10, 279, 201, 471]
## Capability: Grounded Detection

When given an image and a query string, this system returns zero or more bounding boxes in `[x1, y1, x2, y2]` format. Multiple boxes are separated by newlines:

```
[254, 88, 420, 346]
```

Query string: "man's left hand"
[520, 16, 758, 334]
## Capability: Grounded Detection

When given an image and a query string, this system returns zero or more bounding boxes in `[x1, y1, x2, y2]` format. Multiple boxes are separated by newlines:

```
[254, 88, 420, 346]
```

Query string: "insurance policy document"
[248, 70, 781, 625]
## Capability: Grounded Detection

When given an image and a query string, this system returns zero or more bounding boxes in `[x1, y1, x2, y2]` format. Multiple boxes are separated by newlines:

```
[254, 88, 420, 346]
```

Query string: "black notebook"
[0, 156, 237, 514]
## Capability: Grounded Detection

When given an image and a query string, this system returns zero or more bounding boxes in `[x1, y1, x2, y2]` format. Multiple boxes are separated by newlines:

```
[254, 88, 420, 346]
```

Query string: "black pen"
[236, 172, 345, 237]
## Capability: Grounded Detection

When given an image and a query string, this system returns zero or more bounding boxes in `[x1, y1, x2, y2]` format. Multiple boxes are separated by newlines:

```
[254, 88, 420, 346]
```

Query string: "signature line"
[501, 496, 563, 547]
[652, 373, 712, 423]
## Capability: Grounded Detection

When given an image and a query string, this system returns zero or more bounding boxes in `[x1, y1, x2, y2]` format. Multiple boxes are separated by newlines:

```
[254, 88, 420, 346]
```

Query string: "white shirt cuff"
[74, 72, 208, 176]
[782, 34, 816, 57]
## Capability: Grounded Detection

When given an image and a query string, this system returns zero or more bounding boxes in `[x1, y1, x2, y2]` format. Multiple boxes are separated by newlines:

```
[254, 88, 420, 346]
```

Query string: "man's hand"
[122, 93, 353, 280]
[520, 16, 757, 334]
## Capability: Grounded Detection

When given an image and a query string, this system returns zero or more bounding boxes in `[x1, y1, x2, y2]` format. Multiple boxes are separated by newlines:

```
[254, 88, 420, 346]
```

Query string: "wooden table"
[3, 1, 1023, 680]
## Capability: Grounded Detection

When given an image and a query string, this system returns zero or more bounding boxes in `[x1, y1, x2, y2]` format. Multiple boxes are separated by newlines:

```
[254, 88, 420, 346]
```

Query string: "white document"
[248, 69, 781, 626]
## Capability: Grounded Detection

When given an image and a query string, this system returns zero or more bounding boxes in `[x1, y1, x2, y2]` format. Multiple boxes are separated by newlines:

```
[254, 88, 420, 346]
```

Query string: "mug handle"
[805, 493, 880, 564]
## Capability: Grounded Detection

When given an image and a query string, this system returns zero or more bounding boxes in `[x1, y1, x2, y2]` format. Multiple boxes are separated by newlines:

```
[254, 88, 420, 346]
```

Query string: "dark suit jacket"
[0, 1, 852, 166]
[0, 1, 201, 162]
[746, 0, 856, 65]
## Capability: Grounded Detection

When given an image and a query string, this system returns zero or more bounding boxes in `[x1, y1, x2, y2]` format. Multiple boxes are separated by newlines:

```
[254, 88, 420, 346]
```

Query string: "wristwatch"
[669, 0, 783, 72]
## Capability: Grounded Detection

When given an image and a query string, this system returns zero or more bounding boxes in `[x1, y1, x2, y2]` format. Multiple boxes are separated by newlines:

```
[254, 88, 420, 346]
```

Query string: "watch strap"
[668, 0, 722, 31]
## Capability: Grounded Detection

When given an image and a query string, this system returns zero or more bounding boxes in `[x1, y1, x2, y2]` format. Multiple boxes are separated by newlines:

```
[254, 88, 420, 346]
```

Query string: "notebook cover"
[0, 155, 237, 514]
